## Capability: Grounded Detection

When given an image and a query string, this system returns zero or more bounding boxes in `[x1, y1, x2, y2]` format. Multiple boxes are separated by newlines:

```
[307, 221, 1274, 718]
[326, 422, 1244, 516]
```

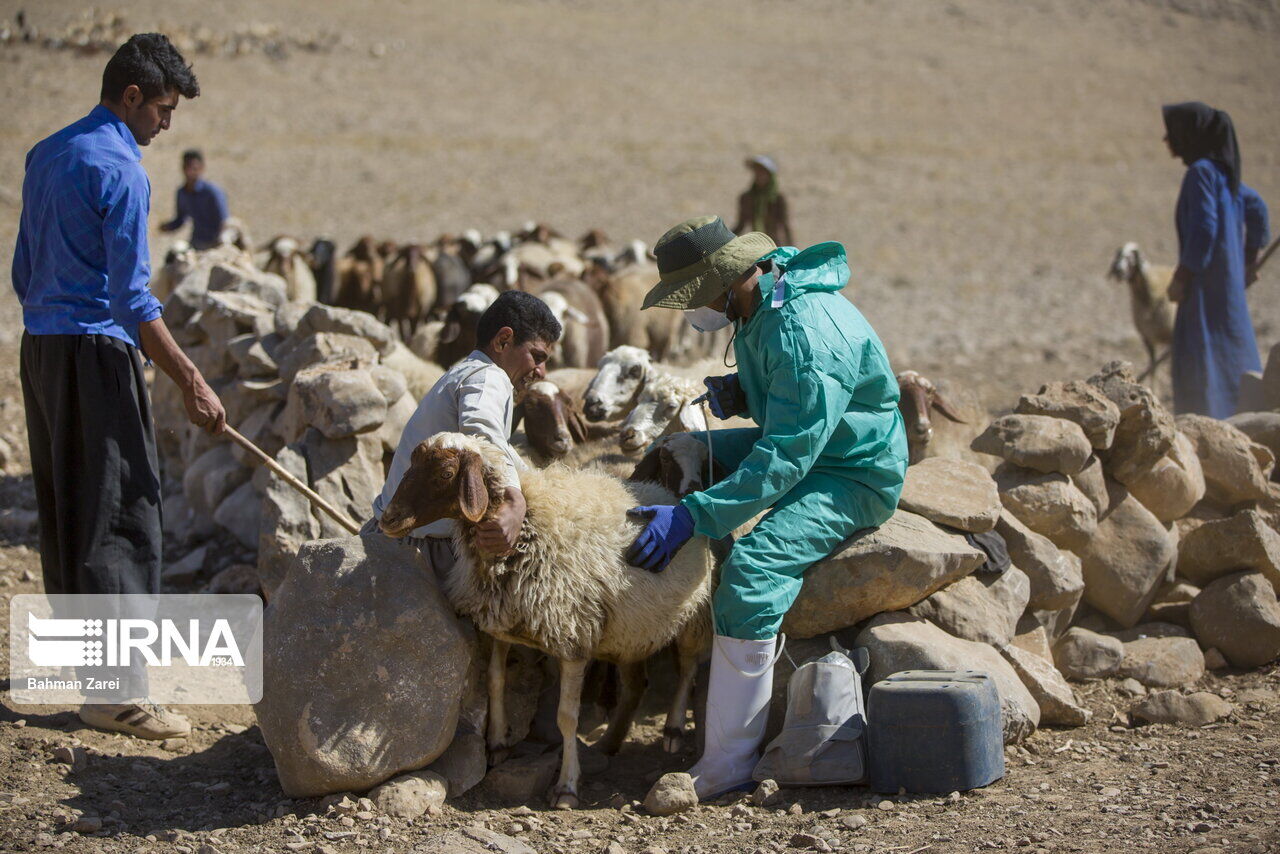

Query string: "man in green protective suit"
[625, 215, 908, 799]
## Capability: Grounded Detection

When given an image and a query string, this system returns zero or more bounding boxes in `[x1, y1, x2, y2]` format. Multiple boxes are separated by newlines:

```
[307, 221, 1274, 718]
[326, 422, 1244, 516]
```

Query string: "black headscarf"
[1162, 101, 1241, 192]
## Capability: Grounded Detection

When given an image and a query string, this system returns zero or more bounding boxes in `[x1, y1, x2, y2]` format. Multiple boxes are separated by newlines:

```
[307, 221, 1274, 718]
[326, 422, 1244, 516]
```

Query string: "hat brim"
[642, 232, 777, 310]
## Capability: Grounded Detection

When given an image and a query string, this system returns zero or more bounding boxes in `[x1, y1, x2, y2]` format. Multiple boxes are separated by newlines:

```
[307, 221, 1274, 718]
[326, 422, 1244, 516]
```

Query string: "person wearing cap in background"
[624, 215, 907, 799]
[1161, 102, 1270, 418]
[733, 155, 793, 247]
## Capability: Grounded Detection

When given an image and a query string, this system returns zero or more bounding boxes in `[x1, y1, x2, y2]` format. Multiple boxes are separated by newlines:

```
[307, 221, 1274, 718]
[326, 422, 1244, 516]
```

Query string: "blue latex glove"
[703, 373, 747, 420]
[625, 504, 695, 573]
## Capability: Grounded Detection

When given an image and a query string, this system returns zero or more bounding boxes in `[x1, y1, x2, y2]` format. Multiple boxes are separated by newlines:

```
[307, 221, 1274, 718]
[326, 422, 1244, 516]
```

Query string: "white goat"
[616, 372, 708, 454]
[379, 432, 714, 809]
[1108, 242, 1176, 381]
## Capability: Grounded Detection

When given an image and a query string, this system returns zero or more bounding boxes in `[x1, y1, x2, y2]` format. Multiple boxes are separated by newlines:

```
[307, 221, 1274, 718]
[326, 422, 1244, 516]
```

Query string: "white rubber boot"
[688, 634, 779, 800]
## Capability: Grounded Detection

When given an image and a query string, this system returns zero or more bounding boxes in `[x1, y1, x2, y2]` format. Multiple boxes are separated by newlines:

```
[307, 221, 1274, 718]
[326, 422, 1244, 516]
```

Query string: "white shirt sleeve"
[457, 369, 523, 490]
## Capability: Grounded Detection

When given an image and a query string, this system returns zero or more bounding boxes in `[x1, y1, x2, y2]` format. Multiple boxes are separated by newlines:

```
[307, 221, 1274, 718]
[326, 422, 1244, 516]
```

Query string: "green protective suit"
[679, 242, 908, 640]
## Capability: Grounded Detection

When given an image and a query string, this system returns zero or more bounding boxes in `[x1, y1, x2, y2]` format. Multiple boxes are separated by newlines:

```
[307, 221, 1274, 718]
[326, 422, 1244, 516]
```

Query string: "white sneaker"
[78, 702, 191, 740]
[688, 634, 779, 800]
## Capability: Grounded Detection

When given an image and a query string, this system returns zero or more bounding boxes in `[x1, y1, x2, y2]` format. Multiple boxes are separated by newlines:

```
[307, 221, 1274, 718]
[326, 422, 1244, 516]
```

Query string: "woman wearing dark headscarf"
[1163, 102, 1271, 418]
[733, 155, 794, 246]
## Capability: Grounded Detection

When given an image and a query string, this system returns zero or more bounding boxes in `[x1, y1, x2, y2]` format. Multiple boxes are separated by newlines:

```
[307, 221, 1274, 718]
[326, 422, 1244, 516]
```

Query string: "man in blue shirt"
[159, 149, 228, 250]
[12, 33, 226, 739]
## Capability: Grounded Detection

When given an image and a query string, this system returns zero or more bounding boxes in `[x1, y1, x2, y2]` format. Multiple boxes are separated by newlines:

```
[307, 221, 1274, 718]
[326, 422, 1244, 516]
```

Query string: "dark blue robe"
[1172, 158, 1270, 418]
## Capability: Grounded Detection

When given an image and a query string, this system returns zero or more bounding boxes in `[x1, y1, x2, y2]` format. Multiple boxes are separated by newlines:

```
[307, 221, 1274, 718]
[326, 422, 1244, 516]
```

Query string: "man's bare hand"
[475, 489, 526, 556]
[183, 375, 226, 434]
[1167, 266, 1191, 303]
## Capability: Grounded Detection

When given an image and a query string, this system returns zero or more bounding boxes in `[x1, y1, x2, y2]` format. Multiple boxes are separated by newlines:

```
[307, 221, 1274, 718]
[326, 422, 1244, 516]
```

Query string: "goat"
[616, 373, 708, 454]
[334, 236, 384, 315]
[896, 370, 994, 469]
[307, 238, 338, 305]
[597, 263, 687, 361]
[263, 236, 317, 303]
[534, 277, 610, 370]
[437, 283, 501, 368]
[431, 235, 473, 318]
[383, 244, 438, 341]
[1108, 242, 1176, 381]
[379, 432, 714, 809]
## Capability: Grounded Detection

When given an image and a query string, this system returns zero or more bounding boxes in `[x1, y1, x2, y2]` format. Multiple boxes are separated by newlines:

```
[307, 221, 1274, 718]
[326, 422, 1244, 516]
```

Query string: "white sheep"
[379, 432, 714, 809]
[616, 372, 708, 454]
[1108, 242, 1176, 381]
[582, 346, 723, 424]
[263, 235, 318, 303]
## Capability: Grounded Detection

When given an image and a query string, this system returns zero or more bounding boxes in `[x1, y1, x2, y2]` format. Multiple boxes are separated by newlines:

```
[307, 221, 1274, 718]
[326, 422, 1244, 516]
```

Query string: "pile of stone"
[152, 247, 442, 597]
[248, 355, 1280, 805]
[1, 9, 343, 59]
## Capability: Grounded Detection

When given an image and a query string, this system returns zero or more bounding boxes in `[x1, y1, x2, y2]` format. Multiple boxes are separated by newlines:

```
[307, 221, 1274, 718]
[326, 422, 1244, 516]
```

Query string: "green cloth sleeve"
[681, 318, 856, 539]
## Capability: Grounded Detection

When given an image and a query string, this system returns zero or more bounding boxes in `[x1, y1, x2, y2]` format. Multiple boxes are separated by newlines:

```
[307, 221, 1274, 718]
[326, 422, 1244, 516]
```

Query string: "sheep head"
[583, 345, 652, 422]
[897, 370, 967, 463]
[1108, 242, 1142, 283]
[629, 432, 718, 497]
[617, 374, 705, 455]
[380, 436, 499, 537]
[522, 381, 588, 460]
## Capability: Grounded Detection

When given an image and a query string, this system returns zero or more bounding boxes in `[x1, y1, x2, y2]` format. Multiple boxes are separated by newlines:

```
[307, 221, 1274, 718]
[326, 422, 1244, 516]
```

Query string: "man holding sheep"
[369, 291, 561, 561]
[627, 215, 908, 799]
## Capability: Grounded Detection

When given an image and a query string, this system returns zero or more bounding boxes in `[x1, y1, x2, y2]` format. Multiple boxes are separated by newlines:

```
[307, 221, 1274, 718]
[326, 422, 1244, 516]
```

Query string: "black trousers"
[20, 333, 162, 597]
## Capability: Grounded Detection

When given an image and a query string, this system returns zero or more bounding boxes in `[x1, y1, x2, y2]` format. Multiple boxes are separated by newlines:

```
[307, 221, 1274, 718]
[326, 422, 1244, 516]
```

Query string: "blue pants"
[699, 429, 897, 640]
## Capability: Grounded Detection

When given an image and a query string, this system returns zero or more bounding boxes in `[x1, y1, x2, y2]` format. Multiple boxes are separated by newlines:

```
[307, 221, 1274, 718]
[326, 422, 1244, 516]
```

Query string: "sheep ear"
[931, 394, 967, 424]
[658, 445, 685, 496]
[628, 445, 662, 484]
[457, 451, 490, 522]
[677, 403, 707, 432]
[565, 396, 589, 444]
[440, 320, 462, 344]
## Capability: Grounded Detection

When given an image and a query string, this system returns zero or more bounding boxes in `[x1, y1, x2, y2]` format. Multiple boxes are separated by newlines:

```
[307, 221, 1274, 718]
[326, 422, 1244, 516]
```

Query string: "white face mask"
[684, 305, 731, 333]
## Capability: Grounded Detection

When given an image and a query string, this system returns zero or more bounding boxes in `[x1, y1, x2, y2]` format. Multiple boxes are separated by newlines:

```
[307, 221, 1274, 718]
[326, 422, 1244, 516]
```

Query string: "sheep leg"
[486, 640, 512, 766]
[549, 658, 588, 810]
[595, 660, 647, 756]
[663, 642, 700, 754]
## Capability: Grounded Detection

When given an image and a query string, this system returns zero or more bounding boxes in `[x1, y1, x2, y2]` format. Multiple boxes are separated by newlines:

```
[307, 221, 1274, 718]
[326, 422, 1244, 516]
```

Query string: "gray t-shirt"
[372, 350, 525, 538]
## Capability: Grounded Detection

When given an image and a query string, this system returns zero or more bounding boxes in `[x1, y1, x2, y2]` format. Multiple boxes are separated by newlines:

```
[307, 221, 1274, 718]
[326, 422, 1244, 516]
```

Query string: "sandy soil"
[1, 1, 1279, 851]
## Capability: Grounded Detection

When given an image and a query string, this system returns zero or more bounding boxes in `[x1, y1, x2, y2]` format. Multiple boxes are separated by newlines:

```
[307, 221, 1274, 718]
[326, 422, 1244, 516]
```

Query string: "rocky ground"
[3, 0, 1280, 852]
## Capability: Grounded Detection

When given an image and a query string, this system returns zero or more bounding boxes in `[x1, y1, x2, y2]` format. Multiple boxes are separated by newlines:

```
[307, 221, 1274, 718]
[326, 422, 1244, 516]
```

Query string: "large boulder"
[296, 303, 398, 356]
[255, 535, 473, 798]
[1069, 455, 1121, 518]
[256, 445, 322, 599]
[1124, 431, 1206, 522]
[994, 511, 1083, 612]
[1189, 571, 1280, 668]
[971, 414, 1092, 476]
[1177, 414, 1274, 507]
[226, 333, 279, 378]
[1177, 509, 1280, 589]
[1015, 380, 1121, 450]
[1087, 361, 1177, 485]
[908, 567, 1030, 647]
[302, 431, 384, 539]
[182, 444, 249, 517]
[1130, 691, 1232, 727]
[288, 367, 389, 439]
[276, 332, 379, 383]
[994, 464, 1097, 551]
[1143, 580, 1200, 628]
[999, 643, 1091, 727]
[212, 480, 262, 550]
[1052, 627, 1123, 681]
[1116, 636, 1205, 688]
[1227, 411, 1280, 468]
[897, 457, 1000, 533]
[856, 613, 1040, 743]
[1076, 491, 1177, 628]
[782, 510, 985, 638]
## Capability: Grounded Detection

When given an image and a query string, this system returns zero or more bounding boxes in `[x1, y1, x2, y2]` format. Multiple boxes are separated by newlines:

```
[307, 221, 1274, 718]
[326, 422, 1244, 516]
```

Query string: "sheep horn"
[931, 393, 968, 424]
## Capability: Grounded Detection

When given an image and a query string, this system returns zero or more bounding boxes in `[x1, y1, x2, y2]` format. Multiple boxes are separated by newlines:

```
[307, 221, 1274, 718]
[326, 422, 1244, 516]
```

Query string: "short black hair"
[182, 149, 203, 165]
[101, 33, 199, 103]
[475, 291, 562, 349]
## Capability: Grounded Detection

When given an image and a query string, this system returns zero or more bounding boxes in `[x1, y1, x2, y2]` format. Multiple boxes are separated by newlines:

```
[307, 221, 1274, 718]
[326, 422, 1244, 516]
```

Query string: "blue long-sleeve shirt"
[160, 178, 228, 250]
[12, 105, 162, 349]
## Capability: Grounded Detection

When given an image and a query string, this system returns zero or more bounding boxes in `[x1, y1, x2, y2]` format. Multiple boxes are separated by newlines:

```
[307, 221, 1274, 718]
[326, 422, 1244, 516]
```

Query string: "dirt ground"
[1, 0, 1279, 851]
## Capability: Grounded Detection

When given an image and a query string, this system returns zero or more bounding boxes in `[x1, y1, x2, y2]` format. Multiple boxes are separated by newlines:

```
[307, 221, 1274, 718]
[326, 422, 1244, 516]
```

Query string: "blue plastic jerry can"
[867, 670, 1005, 794]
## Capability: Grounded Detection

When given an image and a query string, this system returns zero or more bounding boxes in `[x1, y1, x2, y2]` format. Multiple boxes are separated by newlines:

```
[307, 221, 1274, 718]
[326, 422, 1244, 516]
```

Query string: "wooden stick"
[222, 425, 362, 535]
[1256, 234, 1280, 275]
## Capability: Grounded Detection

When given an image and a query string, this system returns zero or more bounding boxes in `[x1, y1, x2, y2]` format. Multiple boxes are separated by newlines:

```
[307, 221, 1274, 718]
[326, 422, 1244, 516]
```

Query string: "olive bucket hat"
[642, 215, 776, 310]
